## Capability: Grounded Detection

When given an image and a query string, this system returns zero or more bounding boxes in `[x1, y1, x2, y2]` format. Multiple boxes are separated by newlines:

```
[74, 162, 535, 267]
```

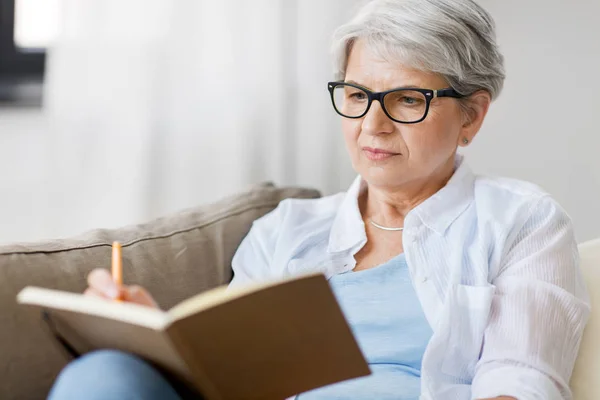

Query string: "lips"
[362, 147, 400, 161]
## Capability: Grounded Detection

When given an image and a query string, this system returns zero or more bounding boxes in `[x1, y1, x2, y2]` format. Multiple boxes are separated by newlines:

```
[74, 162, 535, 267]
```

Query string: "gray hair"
[332, 0, 506, 101]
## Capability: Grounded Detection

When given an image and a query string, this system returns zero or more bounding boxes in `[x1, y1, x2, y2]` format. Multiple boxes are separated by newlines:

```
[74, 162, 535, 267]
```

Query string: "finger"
[87, 268, 121, 299]
[123, 285, 159, 309]
[124, 285, 159, 308]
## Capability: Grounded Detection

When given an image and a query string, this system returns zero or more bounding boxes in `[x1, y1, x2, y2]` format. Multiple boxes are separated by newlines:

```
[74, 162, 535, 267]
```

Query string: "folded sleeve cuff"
[471, 364, 565, 400]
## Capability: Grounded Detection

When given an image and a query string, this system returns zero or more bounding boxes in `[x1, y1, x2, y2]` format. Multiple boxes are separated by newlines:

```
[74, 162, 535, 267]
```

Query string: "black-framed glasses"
[327, 81, 465, 124]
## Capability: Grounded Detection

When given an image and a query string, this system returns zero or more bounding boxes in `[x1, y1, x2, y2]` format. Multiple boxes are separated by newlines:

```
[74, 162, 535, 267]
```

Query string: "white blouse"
[229, 155, 590, 400]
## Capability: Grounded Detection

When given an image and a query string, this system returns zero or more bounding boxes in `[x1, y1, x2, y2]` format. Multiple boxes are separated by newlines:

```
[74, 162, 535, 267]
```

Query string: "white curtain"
[43, 0, 362, 238]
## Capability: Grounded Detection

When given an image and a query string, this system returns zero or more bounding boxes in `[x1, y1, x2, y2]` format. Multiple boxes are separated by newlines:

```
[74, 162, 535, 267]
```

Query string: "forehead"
[345, 39, 448, 90]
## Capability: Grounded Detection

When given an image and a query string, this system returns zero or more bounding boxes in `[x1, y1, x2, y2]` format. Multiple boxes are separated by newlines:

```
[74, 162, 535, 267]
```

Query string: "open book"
[17, 273, 370, 400]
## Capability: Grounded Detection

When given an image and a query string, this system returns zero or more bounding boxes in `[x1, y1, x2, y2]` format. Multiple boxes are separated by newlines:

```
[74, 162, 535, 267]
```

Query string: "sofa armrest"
[0, 182, 320, 400]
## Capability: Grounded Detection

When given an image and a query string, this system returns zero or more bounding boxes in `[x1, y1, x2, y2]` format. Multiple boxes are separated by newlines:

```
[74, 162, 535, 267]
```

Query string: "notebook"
[17, 273, 370, 400]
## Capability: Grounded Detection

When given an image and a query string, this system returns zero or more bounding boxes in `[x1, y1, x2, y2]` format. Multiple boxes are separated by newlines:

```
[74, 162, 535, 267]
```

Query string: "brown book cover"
[17, 273, 370, 400]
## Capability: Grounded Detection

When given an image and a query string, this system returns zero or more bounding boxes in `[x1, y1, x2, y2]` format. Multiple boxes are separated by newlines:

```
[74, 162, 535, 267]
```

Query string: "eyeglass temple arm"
[434, 88, 465, 99]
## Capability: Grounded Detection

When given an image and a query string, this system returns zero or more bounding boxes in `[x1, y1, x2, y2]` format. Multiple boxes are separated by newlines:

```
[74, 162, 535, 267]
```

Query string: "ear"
[458, 90, 492, 147]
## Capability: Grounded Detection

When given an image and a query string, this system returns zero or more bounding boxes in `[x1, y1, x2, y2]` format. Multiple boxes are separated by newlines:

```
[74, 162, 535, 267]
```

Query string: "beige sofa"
[571, 238, 600, 400]
[2, 180, 598, 400]
[0, 183, 320, 400]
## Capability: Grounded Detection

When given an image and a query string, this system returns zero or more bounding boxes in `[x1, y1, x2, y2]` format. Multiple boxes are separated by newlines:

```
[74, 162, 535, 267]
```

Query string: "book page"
[17, 286, 170, 330]
[166, 273, 322, 323]
[17, 287, 193, 385]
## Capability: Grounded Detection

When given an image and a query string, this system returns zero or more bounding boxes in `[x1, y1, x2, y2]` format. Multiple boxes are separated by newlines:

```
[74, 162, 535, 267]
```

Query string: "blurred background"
[0, 0, 599, 245]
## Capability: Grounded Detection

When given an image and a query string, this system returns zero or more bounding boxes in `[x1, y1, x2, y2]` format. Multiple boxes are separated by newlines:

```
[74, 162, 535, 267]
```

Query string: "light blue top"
[296, 253, 433, 400]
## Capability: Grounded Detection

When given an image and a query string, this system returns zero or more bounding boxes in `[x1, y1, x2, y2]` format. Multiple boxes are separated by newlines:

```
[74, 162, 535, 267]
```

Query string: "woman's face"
[341, 39, 475, 191]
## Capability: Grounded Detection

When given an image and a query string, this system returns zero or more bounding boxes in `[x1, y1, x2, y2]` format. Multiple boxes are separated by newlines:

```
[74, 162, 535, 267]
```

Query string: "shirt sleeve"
[471, 196, 591, 400]
[227, 201, 287, 289]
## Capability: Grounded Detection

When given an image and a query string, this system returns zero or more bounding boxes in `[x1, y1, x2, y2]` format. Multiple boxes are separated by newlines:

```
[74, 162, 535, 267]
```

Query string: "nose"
[361, 100, 395, 136]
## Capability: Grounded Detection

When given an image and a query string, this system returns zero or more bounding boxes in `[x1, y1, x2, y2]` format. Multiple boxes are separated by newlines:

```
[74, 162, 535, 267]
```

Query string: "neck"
[361, 157, 455, 227]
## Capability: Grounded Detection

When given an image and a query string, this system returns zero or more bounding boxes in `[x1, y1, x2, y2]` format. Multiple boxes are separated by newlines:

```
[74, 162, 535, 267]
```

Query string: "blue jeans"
[48, 350, 203, 400]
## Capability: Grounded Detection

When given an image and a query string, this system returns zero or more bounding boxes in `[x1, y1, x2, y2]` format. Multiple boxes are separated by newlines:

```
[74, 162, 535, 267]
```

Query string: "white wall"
[1, 0, 599, 244]
[466, 0, 600, 242]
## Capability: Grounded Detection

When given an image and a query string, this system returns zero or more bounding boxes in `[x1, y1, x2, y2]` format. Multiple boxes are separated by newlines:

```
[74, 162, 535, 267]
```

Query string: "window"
[0, 0, 60, 106]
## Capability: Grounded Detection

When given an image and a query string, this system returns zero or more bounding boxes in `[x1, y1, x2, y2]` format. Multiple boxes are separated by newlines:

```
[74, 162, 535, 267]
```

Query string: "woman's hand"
[84, 268, 160, 309]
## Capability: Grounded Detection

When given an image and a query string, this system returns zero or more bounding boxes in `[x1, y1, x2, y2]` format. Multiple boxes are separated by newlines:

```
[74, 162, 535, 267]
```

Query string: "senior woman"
[48, 0, 589, 399]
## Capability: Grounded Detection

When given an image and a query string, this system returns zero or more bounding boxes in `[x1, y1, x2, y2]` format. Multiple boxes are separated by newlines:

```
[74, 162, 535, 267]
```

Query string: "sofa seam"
[0, 200, 286, 256]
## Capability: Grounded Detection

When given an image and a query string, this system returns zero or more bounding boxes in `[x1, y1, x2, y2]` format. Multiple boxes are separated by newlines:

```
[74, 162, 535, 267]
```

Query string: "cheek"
[405, 110, 461, 155]
[341, 119, 360, 149]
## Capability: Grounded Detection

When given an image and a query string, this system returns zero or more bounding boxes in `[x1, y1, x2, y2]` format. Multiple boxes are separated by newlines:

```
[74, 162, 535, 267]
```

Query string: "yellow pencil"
[111, 241, 123, 301]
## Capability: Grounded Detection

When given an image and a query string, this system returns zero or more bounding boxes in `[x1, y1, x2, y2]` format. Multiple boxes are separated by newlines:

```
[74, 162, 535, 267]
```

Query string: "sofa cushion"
[0, 182, 321, 400]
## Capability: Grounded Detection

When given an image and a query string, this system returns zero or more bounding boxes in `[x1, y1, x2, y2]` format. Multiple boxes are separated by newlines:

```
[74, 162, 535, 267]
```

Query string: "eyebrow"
[344, 80, 425, 91]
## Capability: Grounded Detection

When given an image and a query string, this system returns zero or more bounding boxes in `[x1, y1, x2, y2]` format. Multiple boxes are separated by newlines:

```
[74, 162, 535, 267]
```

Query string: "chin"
[360, 166, 405, 188]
